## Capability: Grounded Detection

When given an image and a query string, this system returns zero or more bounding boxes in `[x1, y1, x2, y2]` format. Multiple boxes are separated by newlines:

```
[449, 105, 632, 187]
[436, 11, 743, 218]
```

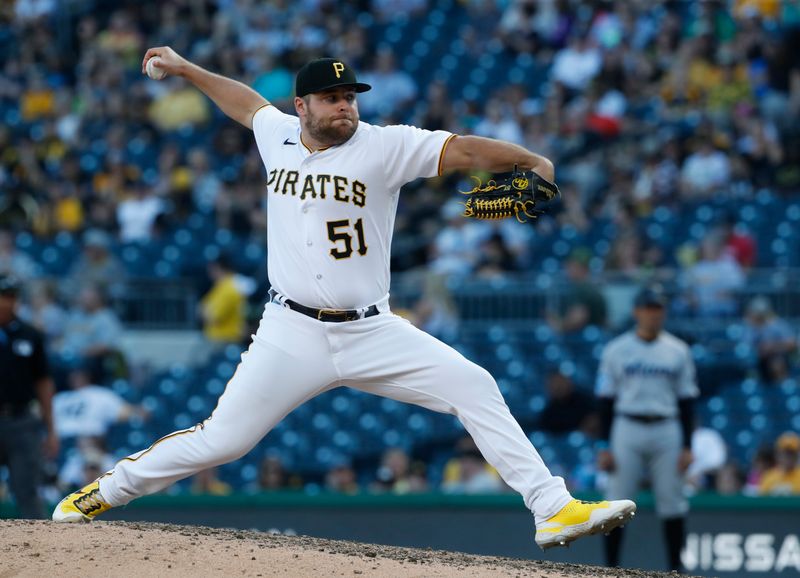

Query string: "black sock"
[604, 526, 624, 567]
[663, 516, 686, 572]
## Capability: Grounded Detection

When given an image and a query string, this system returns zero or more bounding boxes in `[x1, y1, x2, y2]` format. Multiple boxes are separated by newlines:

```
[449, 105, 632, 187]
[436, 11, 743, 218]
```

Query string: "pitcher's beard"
[306, 115, 357, 146]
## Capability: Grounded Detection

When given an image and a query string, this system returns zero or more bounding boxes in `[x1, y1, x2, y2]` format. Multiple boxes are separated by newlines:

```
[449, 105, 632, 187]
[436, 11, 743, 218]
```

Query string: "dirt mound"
[1, 520, 684, 577]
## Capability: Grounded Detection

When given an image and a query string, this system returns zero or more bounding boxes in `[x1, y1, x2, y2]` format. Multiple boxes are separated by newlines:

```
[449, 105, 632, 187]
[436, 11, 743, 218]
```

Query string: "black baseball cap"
[295, 58, 371, 98]
[634, 286, 668, 308]
[0, 274, 21, 296]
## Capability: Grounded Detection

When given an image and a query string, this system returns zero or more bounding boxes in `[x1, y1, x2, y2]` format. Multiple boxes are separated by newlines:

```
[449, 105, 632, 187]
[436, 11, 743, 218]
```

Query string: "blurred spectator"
[706, 60, 753, 117]
[441, 436, 504, 494]
[685, 426, 728, 494]
[20, 71, 55, 121]
[548, 248, 607, 333]
[191, 467, 233, 496]
[251, 53, 294, 105]
[200, 255, 245, 347]
[632, 148, 680, 208]
[17, 279, 67, 343]
[679, 231, 745, 317]
[550, 35, 602, 93]
[14, 0, 55, 24]
[0, 229, 39, 281]
[429, 200, 488, 276]
[498, 0, 544, 56]
[733, 108, 784, 187]
[538, 371, 598, 436]
[604, 231, 646, 281]
[474, 99, 524, 144]
[63, 229, 127, 299]
[414, 81, 454, 132]
[714, 462, 745, 495]
[116, 181, 164, 243]
[96, 10, 143, 66]
[52, 285, 124, 380]
[409, 272, 459, 342]
[53, 368, 147, 439]
[718, 214, 757, 270]
[733, 0, 782, 20]
[743, 296, 797, 384]
[759, 432, 800, 495]
[680, 139, 732, 198]
[325, 459, 359, 494]
[474, 233, 518, 279]
[370, 447, 428, 494]
[357, 48, 417, 119]
[148, 77, 211, 131]
[744, 445, 776, 495]
[187, 148, 222, 215]
[45, 182, 85, 234]
[255, 454, 302, 492]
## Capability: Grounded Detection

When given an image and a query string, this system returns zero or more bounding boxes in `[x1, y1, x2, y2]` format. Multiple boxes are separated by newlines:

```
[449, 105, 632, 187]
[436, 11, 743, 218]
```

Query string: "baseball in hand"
[146, 57, 167, 80]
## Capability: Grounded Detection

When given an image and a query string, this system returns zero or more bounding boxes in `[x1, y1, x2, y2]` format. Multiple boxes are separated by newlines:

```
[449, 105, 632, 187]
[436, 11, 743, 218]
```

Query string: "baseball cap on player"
[295, 58, 371, 97]
[634, 286, 668, 308]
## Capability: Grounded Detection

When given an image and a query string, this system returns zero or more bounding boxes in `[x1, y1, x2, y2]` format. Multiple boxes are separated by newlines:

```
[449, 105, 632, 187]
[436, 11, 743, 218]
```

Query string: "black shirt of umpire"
[0, 319, 50, 410]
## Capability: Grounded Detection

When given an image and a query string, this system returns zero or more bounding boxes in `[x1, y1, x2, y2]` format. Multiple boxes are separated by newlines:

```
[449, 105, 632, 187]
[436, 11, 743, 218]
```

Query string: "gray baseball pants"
[606, 415, 687, 518]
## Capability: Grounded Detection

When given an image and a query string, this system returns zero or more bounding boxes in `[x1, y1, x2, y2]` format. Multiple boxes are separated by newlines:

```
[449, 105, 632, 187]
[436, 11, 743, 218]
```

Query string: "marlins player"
[53, 47, 635, 549]
[596, 286, 698, 571]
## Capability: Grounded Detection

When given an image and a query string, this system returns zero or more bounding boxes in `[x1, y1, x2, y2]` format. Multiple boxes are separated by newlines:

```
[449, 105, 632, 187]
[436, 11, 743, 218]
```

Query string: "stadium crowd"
[1, 0, 800, 503]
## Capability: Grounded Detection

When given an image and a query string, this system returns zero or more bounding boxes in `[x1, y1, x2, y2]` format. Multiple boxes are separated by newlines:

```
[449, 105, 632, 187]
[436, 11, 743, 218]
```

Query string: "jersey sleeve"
[252, 105, 294, 160]
[595, 345, 617, 398]
[379, 125, 455, 191]
[677, 344, 700, 399]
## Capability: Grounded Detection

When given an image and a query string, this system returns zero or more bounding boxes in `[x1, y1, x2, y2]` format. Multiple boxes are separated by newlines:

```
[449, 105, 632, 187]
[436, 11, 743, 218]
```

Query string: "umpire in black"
[0, 274, 58, 518]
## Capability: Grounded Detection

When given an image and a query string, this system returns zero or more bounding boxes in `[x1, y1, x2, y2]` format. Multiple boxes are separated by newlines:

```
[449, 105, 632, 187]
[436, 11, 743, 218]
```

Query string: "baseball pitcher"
[53, 48, 635, 550]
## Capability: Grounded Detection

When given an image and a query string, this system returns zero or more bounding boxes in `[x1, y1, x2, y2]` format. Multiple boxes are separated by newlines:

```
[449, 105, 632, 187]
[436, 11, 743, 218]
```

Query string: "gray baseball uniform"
[596, 330, 699, 517]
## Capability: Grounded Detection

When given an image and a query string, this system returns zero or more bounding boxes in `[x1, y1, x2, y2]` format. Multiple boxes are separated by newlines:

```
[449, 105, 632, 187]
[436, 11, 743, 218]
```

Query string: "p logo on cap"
[295, 58, 371, 97]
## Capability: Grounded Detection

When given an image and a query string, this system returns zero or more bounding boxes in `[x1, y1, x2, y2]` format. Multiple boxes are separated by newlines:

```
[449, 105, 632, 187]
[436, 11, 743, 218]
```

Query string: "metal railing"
[107, 269, 800, 331]
[110, 278, 199, 330]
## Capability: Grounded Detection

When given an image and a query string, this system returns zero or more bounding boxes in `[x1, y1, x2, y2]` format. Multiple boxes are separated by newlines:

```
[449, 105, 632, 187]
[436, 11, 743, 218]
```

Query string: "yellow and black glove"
[461, 165, 560, 222]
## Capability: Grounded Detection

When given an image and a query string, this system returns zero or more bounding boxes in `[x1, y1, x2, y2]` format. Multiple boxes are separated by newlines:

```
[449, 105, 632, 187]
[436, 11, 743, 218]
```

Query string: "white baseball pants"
[99, 300, 571, 521]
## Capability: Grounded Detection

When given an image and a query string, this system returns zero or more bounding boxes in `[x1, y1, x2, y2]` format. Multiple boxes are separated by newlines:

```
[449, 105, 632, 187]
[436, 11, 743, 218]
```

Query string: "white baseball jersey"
[54, 386, 127, 438]
[252, 105, 455, 309]
[595, 330, 699, 417]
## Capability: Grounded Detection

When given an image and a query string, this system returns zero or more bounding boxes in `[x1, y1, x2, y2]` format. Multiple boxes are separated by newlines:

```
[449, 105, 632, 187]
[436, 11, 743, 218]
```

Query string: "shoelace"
[74, 489, 105, 514]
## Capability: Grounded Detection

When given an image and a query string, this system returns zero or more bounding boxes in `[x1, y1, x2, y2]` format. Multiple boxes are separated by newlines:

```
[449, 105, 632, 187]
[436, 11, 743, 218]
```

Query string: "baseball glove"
[461, 165, 560, 222]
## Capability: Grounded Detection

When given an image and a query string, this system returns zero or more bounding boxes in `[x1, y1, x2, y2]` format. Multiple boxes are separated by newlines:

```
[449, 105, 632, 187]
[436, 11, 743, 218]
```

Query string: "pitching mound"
[1, 520, 682, 577]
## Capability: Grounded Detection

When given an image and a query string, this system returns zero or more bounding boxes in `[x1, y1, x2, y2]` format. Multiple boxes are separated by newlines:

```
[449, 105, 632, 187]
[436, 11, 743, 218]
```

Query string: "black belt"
[270, 290, 380, 323]
[620, 413, 671, 424]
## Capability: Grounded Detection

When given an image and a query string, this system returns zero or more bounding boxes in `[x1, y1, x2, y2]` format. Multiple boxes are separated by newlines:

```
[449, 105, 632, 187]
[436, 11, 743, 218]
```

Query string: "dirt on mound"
[1, 520, 685, 577]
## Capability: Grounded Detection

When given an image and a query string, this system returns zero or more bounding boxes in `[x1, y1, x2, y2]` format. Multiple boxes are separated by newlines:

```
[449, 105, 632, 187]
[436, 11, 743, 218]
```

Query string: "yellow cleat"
[535, 498, 636, 551]
[52, 480, 113, 523]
